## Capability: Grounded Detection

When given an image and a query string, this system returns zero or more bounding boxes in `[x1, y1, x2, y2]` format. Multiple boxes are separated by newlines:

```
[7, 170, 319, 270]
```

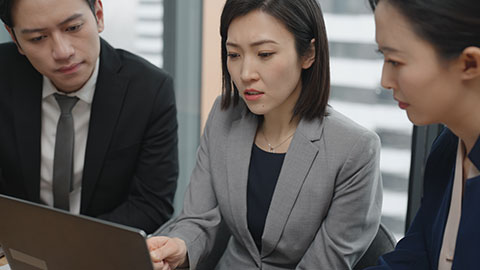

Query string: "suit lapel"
[261, 117, 324, 257]
[81, 40, 129, 213]
[431, 168, 454, 270]
[226, 111, 259, 256]
[13, 59, 43, 202]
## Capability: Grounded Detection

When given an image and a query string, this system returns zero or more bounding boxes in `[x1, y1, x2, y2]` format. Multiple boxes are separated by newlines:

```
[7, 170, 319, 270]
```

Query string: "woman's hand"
[147, 236, 188, 270]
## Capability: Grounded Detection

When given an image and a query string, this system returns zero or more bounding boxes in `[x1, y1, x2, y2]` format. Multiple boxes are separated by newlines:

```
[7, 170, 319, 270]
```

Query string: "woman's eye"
[227, 53, 240, 59]
[258, 52, 274, 58]
[386, 59, 399, 67]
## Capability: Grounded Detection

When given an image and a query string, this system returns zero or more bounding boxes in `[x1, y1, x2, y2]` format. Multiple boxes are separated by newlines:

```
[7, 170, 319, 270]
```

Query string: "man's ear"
[459, 46, 480, 80]
[301, 39, 316, 69]
[5, 25, 24, 55]
[94, 0, 105, 33]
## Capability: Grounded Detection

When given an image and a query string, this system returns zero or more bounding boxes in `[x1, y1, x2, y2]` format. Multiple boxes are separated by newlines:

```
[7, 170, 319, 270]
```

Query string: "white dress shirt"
[40, 59, 99, 214]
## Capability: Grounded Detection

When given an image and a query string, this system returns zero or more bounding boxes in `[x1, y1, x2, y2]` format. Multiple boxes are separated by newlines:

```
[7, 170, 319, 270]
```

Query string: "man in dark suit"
[0, 0, 178, 234]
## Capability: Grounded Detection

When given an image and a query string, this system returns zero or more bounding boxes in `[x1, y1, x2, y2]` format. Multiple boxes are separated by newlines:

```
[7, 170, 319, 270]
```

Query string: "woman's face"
[374, 1, 464, 126]
[226, 10, 314, 118]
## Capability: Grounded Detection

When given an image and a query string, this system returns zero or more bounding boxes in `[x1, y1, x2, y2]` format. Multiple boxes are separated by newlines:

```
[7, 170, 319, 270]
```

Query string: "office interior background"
[0, 0, 436, 240]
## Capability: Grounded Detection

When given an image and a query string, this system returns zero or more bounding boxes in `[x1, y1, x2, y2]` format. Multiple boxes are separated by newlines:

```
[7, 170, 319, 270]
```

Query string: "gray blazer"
[165, 97, 382, 270]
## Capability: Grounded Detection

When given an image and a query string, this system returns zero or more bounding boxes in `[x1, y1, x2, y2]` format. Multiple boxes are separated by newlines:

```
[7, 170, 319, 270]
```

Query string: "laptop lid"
[0, 195, 154, 270]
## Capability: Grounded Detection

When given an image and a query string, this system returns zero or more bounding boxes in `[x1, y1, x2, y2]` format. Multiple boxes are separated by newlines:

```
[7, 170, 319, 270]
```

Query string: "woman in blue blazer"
[146, 0, 383, 269]
[368, 0, 480, 269]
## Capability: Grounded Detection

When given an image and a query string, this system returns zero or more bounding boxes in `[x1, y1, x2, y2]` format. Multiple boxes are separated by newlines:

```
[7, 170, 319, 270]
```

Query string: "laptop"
[0, 195, 154, 270]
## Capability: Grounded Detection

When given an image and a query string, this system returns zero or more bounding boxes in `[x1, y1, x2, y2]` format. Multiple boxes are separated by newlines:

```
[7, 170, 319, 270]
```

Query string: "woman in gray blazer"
[148, 0, 383, 269]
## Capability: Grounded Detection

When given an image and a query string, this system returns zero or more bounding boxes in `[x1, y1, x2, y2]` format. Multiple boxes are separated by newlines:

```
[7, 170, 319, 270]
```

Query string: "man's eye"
[30, 36, 46, 42]
[66, 24, 82, 32]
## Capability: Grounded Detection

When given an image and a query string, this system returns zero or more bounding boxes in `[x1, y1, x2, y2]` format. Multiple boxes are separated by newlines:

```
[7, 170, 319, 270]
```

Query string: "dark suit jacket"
[367, 128, 480, 269]
[0, 39, 178, 234]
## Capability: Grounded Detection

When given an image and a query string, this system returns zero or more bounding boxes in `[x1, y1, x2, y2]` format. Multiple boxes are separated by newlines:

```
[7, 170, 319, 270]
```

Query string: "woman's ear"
[460, 46, 480, 81]
[301, 39, 316, 69]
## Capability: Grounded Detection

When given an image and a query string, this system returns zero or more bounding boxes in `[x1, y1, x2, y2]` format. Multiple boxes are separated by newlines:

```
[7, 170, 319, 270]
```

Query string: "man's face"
[8, 0, 104, 93]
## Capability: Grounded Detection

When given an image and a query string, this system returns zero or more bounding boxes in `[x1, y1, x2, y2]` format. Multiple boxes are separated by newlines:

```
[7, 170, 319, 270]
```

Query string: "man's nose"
[51, 34, 74, 61]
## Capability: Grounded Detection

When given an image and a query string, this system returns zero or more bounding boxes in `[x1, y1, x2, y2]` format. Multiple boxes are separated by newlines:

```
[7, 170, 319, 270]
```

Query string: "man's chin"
[51, 80, 85, 94]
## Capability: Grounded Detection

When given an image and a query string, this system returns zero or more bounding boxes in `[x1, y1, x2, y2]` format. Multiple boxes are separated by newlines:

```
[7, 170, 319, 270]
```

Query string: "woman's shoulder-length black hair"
[219, 0, 331, 121]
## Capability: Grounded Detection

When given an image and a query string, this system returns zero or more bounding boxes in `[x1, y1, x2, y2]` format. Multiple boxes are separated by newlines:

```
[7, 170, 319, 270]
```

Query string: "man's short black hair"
[0, 0, 96, 28]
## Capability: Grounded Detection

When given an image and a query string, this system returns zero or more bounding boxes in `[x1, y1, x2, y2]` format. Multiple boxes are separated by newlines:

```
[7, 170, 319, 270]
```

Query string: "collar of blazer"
[80, 38, 129, 214]
[468, 133, 480, 172]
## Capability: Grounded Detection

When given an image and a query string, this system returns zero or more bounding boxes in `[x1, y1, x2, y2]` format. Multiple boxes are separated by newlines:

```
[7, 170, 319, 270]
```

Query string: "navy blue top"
[247, 144, 286, 251]
[367, 128, 480, 269]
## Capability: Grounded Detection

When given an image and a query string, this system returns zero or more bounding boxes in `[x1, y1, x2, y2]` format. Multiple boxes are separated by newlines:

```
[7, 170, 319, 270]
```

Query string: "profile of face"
[374, 1, 465, 126]
[8, 0, 104, 93]
[226, 10, 314, 117]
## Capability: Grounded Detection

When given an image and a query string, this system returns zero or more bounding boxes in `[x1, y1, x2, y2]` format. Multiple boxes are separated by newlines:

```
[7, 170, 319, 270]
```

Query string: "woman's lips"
[244, 89, 264, 101]
[398, 101, 410, 109]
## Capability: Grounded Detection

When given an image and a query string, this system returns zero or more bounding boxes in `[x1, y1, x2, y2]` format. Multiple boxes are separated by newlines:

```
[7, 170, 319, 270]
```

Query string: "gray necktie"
[53, 93, 79, 211]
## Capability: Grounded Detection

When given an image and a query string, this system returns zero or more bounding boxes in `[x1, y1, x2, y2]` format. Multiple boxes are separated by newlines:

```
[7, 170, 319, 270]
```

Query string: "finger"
[152, 241, 181, 262]
[150, 246, 178, 262]
[157, 240, 182, 258]
[147, 236, 170, 251]
[161, 263, 171, 270]
[152, 260, 164, 270]
[150, 250, 161, 263]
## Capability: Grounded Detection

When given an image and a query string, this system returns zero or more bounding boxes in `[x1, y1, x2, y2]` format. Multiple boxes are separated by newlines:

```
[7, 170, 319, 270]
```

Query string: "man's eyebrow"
[20, 27, 46, 34]
[58, 13, 83, 26]
[20, 13, 83, 34]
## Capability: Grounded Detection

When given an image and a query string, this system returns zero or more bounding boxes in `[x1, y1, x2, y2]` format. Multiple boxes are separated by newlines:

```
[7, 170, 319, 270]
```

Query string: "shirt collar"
[42, 58, 100, 104]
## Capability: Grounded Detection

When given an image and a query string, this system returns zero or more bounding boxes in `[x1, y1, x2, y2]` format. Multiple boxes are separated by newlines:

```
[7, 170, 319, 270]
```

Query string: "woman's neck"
[446, 100, 480, 154]
[443, 82, 480, 153]
[449, 124, 480, 155]
[256, 83, 302, 152]
[256, 111, 300, 154]
[262, 114, 299, 141]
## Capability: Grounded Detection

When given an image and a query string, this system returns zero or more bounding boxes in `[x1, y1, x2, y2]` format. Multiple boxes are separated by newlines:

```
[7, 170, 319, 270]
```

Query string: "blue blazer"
[367, 128, 480, 270]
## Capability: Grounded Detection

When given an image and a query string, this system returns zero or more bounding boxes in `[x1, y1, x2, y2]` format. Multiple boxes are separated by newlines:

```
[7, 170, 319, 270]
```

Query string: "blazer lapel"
[261, 117, 324, 257]
[81, 39, 129, 213]
[13, 60, 43, 202]
[226, 111, 259, 256]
